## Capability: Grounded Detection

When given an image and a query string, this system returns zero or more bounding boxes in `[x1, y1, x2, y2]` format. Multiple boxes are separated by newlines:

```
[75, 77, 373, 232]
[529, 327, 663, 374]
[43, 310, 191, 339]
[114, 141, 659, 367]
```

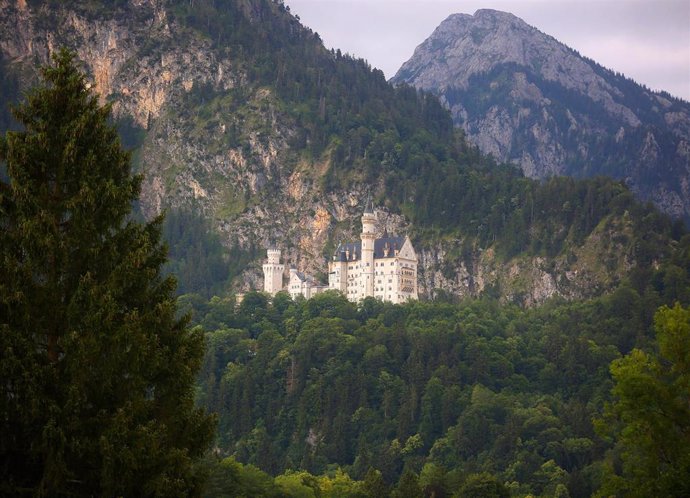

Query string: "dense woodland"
[186, 232, 690, 496]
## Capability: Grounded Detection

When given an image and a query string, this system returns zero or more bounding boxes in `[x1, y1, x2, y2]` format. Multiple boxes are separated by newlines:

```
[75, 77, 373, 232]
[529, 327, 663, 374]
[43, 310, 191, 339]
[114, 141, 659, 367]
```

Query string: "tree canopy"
[596, 303, 690, 497]
[0, 49, 215, 496]
[184, 279, 690, 497]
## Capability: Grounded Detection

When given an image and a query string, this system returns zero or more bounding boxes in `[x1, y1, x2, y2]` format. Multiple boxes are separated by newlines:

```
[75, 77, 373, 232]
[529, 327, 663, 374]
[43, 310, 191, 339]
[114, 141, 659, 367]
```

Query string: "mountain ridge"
[0, 0, 684, 305]
[392, 9, 690, 221]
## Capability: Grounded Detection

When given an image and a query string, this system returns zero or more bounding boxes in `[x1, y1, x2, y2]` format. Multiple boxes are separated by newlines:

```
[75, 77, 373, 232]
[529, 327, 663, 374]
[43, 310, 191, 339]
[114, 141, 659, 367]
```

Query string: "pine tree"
[0, 49, 215, 496]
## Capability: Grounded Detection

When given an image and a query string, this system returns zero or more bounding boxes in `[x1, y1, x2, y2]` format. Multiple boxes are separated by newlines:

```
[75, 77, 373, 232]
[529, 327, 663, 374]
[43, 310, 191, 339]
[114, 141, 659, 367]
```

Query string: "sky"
[285, 0, 690, 101]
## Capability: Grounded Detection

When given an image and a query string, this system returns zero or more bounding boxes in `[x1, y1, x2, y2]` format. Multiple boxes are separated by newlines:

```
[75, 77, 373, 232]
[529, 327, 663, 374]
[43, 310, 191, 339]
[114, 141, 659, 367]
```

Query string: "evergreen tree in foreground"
[0, 49, 215, 496]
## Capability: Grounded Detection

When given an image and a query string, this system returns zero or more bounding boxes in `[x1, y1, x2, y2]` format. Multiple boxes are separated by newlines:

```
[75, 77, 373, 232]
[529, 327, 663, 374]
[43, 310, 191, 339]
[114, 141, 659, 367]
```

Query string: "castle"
[262, 203, 418, 304]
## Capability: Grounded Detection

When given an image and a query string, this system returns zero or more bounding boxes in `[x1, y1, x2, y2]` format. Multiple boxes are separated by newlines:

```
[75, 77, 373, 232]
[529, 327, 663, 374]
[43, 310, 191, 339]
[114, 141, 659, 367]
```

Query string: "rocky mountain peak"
[392, 9, 690, 221]
[395, 9, 630, 120]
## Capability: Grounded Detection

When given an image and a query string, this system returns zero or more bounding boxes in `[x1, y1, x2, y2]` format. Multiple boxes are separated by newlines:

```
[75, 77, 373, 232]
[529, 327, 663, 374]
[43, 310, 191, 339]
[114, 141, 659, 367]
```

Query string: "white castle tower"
[263, 248, 284, 295]
[360, 198, 376, 298]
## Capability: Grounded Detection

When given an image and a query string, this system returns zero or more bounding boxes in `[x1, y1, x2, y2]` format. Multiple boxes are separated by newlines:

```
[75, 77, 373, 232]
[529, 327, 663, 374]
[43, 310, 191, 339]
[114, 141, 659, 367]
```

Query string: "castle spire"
[363, 195, 374, 215]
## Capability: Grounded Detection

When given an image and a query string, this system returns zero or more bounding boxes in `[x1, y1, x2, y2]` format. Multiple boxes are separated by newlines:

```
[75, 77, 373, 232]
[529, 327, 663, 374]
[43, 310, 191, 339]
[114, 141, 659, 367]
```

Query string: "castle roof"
[290, 269, 319, 285]
[292, 270, 307, 282]
[334, 236, 406, 262]
[363, 196, 374, 215]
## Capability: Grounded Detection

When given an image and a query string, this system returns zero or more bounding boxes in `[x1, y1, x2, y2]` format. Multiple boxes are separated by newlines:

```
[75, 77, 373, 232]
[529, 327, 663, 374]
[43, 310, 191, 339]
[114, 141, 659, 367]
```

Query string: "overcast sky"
[285, 0, 690, 101]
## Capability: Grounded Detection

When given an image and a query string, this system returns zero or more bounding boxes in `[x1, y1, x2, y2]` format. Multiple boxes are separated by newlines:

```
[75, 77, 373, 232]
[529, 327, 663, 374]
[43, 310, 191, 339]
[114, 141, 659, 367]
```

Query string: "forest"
[186, 233, 690, 497]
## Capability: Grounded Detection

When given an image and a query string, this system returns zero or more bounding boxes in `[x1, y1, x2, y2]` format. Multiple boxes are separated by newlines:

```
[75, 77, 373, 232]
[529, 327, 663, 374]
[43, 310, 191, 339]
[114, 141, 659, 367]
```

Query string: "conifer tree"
[0, 49, 215, 496]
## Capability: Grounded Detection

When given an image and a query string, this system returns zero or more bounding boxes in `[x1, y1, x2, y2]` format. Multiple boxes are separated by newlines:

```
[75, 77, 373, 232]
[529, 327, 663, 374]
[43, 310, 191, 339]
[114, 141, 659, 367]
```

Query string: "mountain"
[0, 0, 685, 305]
[392, 9, 690, 221]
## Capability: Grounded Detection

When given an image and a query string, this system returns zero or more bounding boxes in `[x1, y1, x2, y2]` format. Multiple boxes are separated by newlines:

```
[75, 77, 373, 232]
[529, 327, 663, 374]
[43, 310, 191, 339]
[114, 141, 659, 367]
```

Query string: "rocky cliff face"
[0, 0, 391, 289]
[1, 0, 322, 272]
[0, 1, 657, 305]
[392, 9, 690, 221]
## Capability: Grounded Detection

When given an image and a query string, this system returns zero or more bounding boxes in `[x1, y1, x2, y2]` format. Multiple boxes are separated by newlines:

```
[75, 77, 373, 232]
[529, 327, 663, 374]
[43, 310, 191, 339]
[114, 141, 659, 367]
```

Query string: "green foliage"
[162, 207, 254, 297]
[0, 55, 27, 133]
[187, 268, 690, 497]
[203, 456, 283, 498]
[455, 472, 509, 498]
[203, 457, 390, 498]
[362, 467, 389, 498]
[596, 303, 690, 497]
[419, 462, 449, 497]
[114, 113, 146, 151]
[392, 469, 422, 498]
[0, 49, 215, 496]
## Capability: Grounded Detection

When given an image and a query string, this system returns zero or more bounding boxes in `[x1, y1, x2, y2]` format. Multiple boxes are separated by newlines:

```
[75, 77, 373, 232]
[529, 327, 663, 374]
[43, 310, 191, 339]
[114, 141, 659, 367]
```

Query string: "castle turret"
[263, 248, 284, 295]
[328, 245, 348, 294]
[361, 199, 375, 298]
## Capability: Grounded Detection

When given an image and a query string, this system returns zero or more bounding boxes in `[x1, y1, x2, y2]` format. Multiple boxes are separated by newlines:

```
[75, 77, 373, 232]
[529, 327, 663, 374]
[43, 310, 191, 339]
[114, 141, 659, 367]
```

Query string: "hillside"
[392, 9, 690, 222]
[0, 0, 684, 305]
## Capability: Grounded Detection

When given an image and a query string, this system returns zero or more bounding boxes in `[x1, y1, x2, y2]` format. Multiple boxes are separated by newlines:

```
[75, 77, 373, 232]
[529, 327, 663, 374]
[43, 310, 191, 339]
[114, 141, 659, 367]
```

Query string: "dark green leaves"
[597, 304, 690, 497]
